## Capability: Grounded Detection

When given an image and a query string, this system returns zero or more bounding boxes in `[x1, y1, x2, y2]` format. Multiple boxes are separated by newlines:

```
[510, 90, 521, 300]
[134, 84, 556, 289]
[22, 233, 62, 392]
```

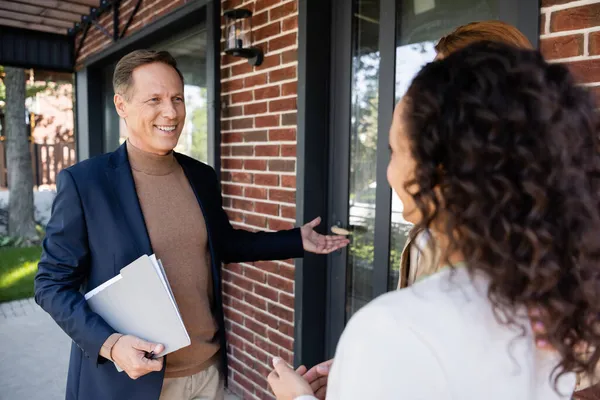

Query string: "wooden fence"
[0, 137, 76, 189]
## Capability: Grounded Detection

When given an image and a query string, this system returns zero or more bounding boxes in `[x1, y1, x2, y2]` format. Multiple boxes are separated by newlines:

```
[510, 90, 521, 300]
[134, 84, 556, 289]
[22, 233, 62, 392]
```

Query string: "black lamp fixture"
[223, 8, 264, 66]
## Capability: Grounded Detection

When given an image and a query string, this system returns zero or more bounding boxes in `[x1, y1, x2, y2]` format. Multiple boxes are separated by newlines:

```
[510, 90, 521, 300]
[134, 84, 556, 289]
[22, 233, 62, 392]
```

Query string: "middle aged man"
[34, 49, 349, 400]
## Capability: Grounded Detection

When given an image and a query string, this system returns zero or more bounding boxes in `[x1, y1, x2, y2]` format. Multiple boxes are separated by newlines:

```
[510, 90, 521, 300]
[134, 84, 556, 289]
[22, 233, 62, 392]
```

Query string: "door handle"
[331, 225, 353, 236]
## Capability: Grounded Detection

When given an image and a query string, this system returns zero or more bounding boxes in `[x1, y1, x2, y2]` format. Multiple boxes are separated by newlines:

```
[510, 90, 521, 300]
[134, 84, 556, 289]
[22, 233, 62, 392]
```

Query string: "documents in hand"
[85, 254, 191, 366]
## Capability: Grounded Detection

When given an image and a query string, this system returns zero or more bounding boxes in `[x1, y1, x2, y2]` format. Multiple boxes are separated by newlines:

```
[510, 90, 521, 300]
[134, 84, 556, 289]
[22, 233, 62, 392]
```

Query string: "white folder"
[85, 254, 191, 369]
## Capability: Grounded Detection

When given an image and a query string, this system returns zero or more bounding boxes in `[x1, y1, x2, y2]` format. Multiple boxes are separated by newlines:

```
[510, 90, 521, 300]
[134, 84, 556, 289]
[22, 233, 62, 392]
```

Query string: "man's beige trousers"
[159, 364, 224, 400]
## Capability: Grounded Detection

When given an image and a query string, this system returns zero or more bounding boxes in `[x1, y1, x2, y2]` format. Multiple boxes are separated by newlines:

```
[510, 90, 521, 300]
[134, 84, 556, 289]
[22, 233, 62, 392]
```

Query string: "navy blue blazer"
[34, 143, 304, 400]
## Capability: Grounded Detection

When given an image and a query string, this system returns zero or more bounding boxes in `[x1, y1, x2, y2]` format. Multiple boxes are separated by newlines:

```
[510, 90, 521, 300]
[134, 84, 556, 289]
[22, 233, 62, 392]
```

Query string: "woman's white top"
[298, 267, 575, 400]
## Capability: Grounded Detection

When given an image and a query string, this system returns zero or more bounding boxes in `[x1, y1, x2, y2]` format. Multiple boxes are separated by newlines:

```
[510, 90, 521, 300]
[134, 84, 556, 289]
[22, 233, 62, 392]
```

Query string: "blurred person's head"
[113, 50, 185, 155]
[388, 41, 600, 383]
[435, 20, 533, 59]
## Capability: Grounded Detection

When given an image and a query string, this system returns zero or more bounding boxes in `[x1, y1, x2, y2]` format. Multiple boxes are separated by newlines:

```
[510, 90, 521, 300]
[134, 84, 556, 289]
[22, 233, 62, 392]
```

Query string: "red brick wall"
[220, 1, 298, 399]
[540, 0, 600, 103]
[75, 0, 193, 65]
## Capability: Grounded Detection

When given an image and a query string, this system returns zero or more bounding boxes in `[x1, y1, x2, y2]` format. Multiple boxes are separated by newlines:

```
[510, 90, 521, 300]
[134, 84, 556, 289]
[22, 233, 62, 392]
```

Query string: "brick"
[254, 201, 279, 216]
[254, 283, 279, 301]
[245, 316, 268, 337]
[231, 118, 254, 130]
[231, 323, 255, 345]
[540, 13, 546, 36]
[279, 264, 295, 281]
[269, 128, 296, 141]
[279, 349, 294, 364]
[243, 363, 270, 389]
[281, 49, 297, 64]
[282, 112, 297, 126]
[278, 321, 294, 337]
[244, 102, 268, 115]
[223, 0, 244, 10]
[253, 307, 280, 327]
[226, 105, 244, 118]
[224, 307, 245, 324]
[256, 145, 280, 157]
[224, 262, 244, 275]
[246, 186, 268, 199]
[254, 260, 280, 274]
[268, 218, 294, 231]
[540, 34, 583, 60]
[231, 272, 255, 291]
[222, 78, 244, 93]
[221, 145, 231, 156]
[281, 144, 296, 157]
[228, 356, 246, 375]
[221, 120, 231, 131]
[244, 342, 270, 364]
[268, 328, 294, 349]
[281, 205, 295, 219]
[252, 11, 269, 28]
[244, 130, 268, 141]
[254, 21, 281, 43]
[222, 132, 244, 143]
[232, 145, 254, 156]
[279, 292, 294, 309]
[270, 1, 297, 21]
[255, 0, 280, 12]
[256, 115, 280, 127]
[223, 184, 243, 196]
[222, 171, 232, 182]
[231, 172, 253, 184]
[590, 31, 600, 56]
[269, 98, 296, 112]
[231, 90, 254, 103]
[222, 67, 231, 79]
[567, 59, 600, 84]
[269, 33, 297, 52]
[269, 66, 296, 83]
[269, 160, 295, 172]
[244, 160, 268, 171]
[245, 265, 267, 283]
[267, 274, 294, 294]
[255, 86, 280, 99]
[256, 54, 282, 71]
[223, 197, 231, 208]
[233, 198, 254, 212]
[541, 0, 575, 6]
[282, 82, 297, 96]
[255, 336, 280, 361]
[245, 73, 268, 88]
[231, 62, 253, 76]
[233, 371, 258, 393]
[226, 331, 245, 350]
[551, 4, 600, 32]
[282, 16, 298, 32]
[246, 214, 268, 228]
[223, 158, 243, 169]
[269, 188, 295, 204]
[245, 291, 268, 310]
[254, 173, 279, 186]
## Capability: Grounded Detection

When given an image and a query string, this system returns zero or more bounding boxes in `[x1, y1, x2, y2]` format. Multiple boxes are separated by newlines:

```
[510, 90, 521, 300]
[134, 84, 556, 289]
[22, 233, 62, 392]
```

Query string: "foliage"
[0, 246, 42, 303]
[0, 65, 62, 112]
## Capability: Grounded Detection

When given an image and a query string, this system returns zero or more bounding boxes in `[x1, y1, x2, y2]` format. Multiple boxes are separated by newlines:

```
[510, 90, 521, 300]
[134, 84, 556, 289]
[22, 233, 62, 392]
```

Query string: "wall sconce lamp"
[224, 8, 264, 66]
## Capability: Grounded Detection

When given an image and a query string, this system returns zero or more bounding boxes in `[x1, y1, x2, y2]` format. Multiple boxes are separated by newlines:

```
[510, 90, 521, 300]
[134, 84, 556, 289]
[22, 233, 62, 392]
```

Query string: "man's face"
[114, 62, 185, 155]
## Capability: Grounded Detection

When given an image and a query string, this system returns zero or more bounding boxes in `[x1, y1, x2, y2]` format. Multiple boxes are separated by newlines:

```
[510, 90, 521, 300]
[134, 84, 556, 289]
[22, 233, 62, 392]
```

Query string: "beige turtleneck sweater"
[100, 141, 219, 378]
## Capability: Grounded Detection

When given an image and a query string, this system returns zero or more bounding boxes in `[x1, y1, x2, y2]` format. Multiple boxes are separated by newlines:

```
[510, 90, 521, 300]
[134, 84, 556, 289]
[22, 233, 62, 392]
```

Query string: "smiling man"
[34, 50, 348, 400]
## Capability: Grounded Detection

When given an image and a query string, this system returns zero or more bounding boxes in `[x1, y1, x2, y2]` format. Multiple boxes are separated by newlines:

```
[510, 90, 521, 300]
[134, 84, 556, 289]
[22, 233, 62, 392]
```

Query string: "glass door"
[326, 0, 536, 355]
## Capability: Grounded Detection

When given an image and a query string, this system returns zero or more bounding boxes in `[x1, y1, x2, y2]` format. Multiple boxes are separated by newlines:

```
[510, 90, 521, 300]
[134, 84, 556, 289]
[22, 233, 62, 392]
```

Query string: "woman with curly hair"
[268, 42, 600, 400]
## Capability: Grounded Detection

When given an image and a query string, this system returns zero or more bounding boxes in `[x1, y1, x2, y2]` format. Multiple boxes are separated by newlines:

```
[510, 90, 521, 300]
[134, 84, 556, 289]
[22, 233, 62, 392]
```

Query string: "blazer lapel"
[105, 143, 153, 257]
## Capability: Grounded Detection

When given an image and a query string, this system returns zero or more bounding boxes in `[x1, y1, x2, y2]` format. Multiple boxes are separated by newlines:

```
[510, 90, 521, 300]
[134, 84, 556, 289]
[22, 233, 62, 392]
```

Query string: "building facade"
[2, 0, 600, 399]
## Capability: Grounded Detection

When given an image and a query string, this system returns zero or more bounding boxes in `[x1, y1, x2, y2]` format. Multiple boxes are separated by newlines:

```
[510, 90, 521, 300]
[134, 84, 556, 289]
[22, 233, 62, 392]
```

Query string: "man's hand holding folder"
[112, 335, 165, 380]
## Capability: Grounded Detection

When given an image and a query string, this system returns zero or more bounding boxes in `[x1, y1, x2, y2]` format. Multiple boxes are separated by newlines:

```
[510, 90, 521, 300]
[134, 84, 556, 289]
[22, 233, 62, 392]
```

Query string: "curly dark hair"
[404, 41, 600, 383]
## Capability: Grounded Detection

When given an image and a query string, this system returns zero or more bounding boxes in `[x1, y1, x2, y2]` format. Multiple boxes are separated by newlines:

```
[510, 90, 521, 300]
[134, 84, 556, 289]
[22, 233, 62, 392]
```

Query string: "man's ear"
[114, 93, 128, 118]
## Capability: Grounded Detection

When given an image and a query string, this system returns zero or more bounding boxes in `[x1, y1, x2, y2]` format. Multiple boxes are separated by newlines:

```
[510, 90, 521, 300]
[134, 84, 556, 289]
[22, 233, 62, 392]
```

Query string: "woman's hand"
[268, 357, 315, 400]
